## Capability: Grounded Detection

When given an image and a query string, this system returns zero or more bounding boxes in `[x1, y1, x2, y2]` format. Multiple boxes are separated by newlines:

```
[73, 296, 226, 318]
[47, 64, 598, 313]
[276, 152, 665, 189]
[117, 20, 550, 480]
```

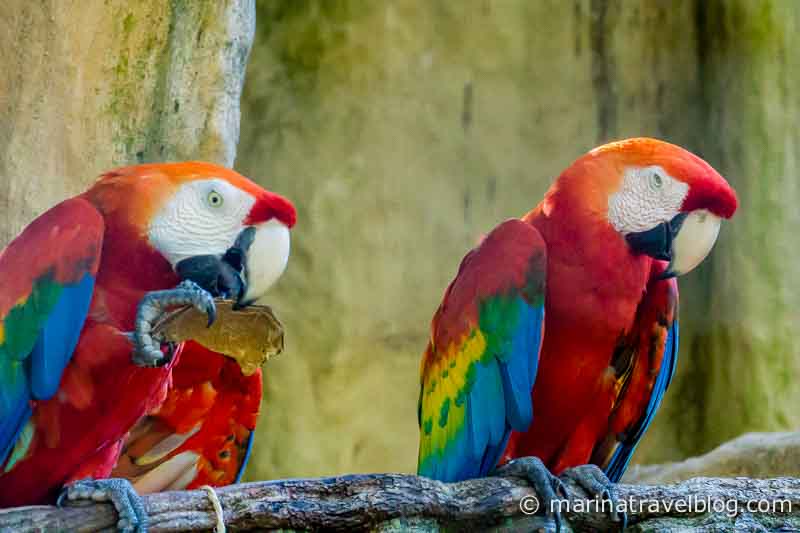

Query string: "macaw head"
[549, 137, 738, 278]
[86, 162, 296, 305]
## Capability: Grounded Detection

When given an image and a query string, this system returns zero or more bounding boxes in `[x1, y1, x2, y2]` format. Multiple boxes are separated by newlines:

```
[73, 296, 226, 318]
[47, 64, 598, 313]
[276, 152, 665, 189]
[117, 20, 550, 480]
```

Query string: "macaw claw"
[131, 280, 216, 367]
[560, 464, 627, 529]
[492, 456, 568, 533]
[57, 477, 148, 533]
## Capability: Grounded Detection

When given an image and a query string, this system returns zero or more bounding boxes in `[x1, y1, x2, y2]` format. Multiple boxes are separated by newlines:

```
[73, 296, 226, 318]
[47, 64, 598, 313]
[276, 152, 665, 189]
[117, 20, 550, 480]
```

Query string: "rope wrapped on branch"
[1, 473, 799, 532]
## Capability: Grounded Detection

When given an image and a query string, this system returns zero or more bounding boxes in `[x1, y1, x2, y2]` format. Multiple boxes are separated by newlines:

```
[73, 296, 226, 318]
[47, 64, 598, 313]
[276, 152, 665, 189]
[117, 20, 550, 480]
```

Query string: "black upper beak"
[625, 213, 688, 279]
[175, 227, 256, 309]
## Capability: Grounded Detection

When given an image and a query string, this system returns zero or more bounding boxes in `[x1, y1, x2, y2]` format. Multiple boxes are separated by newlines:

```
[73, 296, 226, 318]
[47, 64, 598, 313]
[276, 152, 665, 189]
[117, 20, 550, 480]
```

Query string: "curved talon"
[162, 341, 178, 363]
[205, 301, 217, 328]
[560, 464, 626, 530]
[131, 280, 216, 367]
[58, 478, 148, 533]
[493, 456, 566, 532]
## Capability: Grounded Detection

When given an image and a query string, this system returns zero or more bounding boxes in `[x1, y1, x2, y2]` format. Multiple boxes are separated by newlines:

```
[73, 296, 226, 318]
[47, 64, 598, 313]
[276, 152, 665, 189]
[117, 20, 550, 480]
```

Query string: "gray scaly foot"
[492, 456, 568, 532]
[560, 464, 626, 530]
[131, 280, 216, 367]
[58, 477, 147, 533]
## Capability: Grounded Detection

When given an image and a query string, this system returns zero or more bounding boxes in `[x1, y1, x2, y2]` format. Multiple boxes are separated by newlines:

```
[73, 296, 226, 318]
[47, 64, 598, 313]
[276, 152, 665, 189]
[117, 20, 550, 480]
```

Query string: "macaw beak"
[236, 219, 291, 306]
[175, 219, 290, 308]
[625, 210, 721, 279]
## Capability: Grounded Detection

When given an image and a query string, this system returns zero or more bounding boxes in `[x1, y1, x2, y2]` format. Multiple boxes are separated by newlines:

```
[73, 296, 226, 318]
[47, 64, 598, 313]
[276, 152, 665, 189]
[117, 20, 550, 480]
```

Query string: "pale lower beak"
[239, 219, 290, 305]
[663, 209, 721, 277]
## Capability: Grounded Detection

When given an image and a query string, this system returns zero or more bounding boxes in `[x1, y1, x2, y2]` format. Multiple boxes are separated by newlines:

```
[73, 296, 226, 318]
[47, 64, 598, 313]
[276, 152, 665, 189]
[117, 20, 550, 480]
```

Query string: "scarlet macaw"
[0, 163, 295, 532]
[112, 341, 262, 492]
[417, 138, 737, 525]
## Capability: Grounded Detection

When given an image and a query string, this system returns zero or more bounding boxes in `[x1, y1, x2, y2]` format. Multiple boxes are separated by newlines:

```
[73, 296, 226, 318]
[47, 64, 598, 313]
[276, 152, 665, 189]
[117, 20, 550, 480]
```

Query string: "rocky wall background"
[0, 0, 254, 243]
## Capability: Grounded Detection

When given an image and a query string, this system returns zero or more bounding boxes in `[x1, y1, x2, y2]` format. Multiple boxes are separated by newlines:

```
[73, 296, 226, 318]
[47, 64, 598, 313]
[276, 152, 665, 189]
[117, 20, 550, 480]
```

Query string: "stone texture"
[625, 432, 800, 485]
[0, 0, 255, 245]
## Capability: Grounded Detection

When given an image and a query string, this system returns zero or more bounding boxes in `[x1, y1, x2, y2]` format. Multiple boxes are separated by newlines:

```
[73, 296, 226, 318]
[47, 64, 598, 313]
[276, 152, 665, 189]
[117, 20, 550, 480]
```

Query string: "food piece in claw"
[152, 298, 285, 375]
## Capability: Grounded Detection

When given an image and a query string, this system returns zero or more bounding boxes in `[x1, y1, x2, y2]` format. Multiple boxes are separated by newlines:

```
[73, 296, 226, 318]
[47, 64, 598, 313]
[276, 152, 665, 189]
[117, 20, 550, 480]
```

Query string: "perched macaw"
[417, 138, 737, 522]
[111, 341, 262, 492]
[0, 162, 295, 532]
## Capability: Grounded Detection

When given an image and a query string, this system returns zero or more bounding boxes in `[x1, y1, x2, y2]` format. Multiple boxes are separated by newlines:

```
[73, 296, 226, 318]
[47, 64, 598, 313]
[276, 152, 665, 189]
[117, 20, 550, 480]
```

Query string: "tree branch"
[1, 474, 799, 532]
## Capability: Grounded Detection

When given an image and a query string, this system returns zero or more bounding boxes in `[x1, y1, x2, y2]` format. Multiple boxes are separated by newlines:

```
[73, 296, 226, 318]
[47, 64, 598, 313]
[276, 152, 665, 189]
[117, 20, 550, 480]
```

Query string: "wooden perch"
[1, 473, 799, 532]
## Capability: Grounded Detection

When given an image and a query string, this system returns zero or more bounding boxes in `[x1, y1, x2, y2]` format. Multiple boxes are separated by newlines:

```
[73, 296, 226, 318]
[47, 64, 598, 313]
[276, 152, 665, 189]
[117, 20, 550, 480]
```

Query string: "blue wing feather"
[500, 301, 542, 429]
[0, 273, 96, 466]
[437, 299, 544, 481]
[604, 319, 679, 482]
[0, 197, 103, 469]
[417, 219, 547, 482]
[29, 273, 95, 399]
[234, 430, 255, 483]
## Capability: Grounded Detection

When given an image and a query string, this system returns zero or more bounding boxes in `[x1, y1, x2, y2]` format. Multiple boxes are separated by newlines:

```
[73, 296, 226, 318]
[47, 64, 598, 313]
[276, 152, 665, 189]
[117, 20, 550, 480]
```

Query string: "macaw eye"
[207, 190, 224, 208]
[649, 172, 664, 190]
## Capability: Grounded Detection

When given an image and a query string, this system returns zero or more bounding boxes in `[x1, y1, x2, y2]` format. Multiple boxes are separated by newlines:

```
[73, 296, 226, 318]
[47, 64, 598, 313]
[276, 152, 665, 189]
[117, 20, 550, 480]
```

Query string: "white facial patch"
[148, 179, 256, 266]
[607, 166, 689, 235]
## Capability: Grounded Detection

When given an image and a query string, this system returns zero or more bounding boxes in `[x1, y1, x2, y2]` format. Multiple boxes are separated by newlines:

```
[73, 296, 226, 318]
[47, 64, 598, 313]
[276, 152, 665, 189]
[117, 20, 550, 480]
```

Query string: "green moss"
[105, 1, 221, 160]
[256, 0, 375, 85]
[734, 0, 777, 47]
[113, 54, 128, 78]
[106, 5, 167, 156]
[122, 12, 135, 35]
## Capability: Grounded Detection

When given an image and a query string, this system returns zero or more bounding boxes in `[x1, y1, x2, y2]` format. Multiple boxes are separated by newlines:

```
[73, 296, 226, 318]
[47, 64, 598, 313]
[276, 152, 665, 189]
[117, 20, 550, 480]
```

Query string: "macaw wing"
[591, 263, 679, 482]
[0, 198, 104, 467]
[112, 342, 262, 492]
[418, 219, 546, 482]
